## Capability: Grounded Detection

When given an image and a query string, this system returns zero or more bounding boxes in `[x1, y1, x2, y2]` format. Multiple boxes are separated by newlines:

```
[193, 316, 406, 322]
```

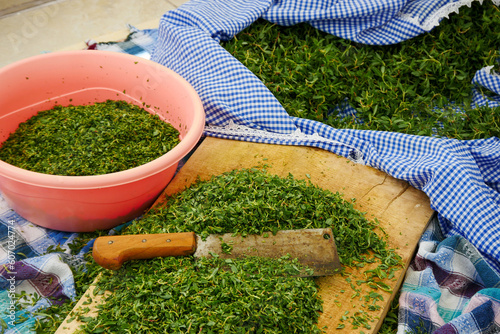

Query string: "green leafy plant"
[222, 0, 500, 139]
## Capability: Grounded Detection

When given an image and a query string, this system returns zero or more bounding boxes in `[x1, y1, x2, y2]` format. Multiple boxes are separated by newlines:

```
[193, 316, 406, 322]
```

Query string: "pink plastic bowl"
[0, 51, 205, 232]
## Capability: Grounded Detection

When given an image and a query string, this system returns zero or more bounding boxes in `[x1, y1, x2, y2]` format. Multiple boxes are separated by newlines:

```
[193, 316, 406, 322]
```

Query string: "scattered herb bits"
[0, 100, 180, 176]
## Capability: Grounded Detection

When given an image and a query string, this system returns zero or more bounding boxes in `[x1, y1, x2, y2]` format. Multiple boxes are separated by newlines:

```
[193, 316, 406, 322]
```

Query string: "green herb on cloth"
[221, 1, 500, 139]
[0, 100, 180, 176]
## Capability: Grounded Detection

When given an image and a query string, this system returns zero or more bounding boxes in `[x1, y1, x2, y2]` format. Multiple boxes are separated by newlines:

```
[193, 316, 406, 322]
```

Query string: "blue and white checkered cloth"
[1, 0, 500, 333]
[152, 0, 500, 271]
[472, 66, 500, 108]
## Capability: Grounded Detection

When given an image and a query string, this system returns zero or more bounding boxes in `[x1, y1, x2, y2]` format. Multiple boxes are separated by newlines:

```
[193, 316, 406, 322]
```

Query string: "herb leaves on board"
[69, 167, 402, 333]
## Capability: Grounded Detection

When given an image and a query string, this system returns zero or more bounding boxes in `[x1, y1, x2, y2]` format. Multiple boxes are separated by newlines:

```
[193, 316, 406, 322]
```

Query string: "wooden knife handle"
[92, 232, 197, 270]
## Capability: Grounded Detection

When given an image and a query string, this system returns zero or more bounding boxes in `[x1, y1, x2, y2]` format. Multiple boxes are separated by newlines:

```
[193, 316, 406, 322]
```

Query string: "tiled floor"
[0, 0, 188, 68]
[0, 0, 56, 17]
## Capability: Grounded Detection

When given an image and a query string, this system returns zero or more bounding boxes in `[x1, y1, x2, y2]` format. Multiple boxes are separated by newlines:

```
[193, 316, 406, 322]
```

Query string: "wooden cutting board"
[56, 137, 433, 333]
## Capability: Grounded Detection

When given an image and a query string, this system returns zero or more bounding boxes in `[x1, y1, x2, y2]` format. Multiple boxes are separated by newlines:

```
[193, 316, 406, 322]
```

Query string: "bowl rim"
[0, 51, 205, 189]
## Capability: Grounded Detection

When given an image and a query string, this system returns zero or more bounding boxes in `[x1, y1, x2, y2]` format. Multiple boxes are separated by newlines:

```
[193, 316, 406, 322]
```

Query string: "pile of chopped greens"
[127, 168, 400, 270]
[32, 167, 402, 333]
[0, 100, 180, 176]
[83, 256, 324, 333]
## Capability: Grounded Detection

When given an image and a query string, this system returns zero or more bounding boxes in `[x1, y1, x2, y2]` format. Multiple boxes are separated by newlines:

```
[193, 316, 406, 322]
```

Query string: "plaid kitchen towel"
[86, 24, 158, 59]
[399, 216, 500, 333]
[472, 65, 500, 108]
[0, 196, 89, 334]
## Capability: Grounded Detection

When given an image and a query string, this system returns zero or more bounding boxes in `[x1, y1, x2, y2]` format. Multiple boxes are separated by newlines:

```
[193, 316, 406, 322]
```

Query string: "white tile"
[0, 0, 191, 68]
[0, 0, 56, 17]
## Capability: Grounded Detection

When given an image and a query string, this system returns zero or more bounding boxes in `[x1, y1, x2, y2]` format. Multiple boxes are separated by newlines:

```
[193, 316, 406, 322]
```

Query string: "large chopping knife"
[92, 228, 341, 276]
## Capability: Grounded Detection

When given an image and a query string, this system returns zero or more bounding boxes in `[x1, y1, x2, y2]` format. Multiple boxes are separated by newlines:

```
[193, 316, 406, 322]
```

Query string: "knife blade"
[92, 228, 341, 276]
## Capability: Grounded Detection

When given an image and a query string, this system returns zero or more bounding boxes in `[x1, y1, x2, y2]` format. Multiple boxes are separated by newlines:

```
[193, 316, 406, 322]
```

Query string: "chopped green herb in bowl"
[0, 100, 180, 176]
